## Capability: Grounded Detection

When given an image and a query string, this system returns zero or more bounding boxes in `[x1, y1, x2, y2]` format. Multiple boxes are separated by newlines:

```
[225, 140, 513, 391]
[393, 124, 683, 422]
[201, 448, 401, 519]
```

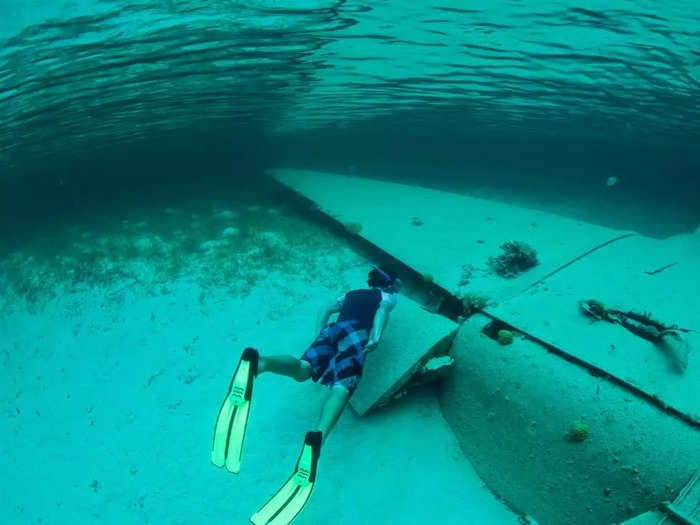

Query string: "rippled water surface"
[1, 0, 699, 168]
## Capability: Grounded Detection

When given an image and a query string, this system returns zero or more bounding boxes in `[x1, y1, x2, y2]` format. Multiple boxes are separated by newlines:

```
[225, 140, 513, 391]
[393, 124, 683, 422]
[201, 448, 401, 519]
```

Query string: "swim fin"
[250, 430, 322, 525]
[211, 347, 259, 474]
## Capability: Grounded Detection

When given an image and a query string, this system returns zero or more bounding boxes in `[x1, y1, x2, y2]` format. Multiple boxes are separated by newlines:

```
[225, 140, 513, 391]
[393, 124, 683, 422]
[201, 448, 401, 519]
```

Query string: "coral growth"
[344, 222, 363, 234]
[587, 299, 607, 318]
[458, 263, 474, 286]
[569, 420, 589, 442]
[497, 329, 514, 345]
[487, 241, 538, 278]
[579, 299, 611, 321]
[460, 292, 488, 316]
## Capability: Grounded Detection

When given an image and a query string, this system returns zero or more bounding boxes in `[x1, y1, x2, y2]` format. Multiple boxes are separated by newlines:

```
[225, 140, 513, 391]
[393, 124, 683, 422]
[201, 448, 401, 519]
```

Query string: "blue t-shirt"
[336, 288, 397, 332]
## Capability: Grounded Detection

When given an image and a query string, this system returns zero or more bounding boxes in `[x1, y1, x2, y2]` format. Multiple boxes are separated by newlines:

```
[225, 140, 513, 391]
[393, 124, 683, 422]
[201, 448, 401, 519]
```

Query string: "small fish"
[606, 176, 618, 187]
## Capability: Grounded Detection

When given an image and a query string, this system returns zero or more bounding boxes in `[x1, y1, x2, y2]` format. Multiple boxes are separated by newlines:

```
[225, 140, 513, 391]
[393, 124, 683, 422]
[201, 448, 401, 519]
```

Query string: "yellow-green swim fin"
[250, 430, 322, 525]
[211, 347, 258, 474]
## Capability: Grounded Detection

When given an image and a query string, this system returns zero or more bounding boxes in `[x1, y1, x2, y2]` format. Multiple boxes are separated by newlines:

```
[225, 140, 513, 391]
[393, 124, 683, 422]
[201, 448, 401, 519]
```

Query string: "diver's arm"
[366, 302, 391, 352]
[316, 297, 343, 333]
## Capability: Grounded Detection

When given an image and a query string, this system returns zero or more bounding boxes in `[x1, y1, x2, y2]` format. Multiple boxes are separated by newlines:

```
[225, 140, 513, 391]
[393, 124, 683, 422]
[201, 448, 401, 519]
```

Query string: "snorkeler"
[211, 265, 400, 524]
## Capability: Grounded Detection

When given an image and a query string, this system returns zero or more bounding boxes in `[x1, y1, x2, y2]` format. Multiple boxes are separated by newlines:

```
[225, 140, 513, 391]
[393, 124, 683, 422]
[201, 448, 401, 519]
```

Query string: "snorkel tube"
[372, 265, 402, 293]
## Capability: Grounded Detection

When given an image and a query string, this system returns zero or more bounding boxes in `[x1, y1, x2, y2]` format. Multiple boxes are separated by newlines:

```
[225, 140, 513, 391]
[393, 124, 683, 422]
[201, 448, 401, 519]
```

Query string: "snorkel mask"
[371, 265, 402, 293]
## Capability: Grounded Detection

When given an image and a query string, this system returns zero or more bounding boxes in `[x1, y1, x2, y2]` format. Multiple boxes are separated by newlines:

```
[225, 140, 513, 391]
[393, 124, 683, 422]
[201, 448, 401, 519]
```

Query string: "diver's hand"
[364, 338, 379, 354]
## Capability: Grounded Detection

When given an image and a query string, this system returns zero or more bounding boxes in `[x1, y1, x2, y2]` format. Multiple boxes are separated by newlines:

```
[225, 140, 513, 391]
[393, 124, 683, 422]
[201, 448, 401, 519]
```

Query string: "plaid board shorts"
[300, 321, 368, 396]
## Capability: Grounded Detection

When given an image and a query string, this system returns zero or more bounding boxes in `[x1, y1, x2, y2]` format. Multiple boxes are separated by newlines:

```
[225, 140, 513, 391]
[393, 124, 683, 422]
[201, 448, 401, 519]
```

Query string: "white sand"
[0, 205, 519, 524]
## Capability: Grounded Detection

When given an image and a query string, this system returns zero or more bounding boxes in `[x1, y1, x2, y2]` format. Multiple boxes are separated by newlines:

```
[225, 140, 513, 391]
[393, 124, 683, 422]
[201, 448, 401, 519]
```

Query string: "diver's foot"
[239, 348, 260, 377]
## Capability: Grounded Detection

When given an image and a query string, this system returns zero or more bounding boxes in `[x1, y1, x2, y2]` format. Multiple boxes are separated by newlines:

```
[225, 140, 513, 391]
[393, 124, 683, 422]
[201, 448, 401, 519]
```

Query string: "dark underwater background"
[1, 0, 699, 246]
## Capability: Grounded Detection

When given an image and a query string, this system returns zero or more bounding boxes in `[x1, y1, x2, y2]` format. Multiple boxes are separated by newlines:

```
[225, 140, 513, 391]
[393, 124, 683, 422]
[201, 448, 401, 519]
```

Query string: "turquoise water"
[2, 1, 700, 236]
[1, 3, 699, 525]
[2, 1, 699, 156]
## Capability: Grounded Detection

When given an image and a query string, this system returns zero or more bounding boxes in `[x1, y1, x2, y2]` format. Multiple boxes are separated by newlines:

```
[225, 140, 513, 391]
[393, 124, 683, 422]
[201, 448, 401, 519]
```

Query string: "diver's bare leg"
[316, 385, 350, 443]
[258, 355, 312, 382]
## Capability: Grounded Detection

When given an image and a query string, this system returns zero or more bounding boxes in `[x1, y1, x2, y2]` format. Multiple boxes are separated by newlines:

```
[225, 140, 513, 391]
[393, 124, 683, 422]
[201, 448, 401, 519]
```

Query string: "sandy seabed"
[0, 196, 519, 525]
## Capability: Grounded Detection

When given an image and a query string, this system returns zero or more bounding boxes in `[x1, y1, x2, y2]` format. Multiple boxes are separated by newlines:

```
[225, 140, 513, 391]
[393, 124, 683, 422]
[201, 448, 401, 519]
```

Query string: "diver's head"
[368, 265, 400, 292]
